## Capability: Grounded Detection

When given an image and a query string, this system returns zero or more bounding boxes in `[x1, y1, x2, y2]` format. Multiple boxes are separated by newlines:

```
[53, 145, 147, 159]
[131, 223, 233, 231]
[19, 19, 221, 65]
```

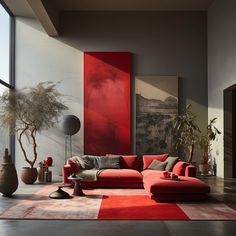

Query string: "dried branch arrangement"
[0, 82, 68, 168]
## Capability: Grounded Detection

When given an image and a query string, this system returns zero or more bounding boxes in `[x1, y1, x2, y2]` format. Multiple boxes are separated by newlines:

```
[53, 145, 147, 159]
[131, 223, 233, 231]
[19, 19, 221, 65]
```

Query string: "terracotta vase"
[20, 167, 38, 184]
[37, 163, 45, 182]
[0, 149, 18, 197]
[199, 164, 210, 175]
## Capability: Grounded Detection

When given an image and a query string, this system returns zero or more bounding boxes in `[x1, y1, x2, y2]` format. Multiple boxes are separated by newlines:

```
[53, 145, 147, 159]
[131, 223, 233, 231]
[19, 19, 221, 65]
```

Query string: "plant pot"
[20, 167, 38, 184]
[199, 164, 210, 175]
[0, 149, 18, 197]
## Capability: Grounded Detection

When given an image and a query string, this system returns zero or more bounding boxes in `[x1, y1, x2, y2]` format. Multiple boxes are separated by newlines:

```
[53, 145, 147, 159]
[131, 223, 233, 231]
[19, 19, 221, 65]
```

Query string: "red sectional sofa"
[63, 154, 210, 201]
[63, 155, 143, 188]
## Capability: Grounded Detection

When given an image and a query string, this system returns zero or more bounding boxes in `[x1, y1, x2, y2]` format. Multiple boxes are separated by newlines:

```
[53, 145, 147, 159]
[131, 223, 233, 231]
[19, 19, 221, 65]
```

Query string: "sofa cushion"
[80, 182, 143, 188]
[148, 160, 167, 171]
[144, 176, 211, 195]
[97, 169, 143, 183]
[143, 154, 169, 170]
[165, 156, 179, 172]
[172, 161, 189, 176]
[141, 169, 164, 178]
[106, 154, 138, 169]
[97, 156, 120, 169]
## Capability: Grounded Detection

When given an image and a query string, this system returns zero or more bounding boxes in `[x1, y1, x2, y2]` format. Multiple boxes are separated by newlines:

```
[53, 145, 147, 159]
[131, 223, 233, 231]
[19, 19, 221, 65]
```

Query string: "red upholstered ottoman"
[143, 175, 211, 201]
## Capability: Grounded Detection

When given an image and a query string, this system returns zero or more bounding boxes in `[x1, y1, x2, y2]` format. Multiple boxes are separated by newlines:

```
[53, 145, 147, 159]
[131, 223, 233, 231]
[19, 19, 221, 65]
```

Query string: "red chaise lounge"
[142, 156, 210, 201]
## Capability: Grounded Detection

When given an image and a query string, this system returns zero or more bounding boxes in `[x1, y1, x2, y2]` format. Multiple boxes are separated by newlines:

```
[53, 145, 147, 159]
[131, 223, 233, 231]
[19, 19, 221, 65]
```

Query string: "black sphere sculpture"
[62, 115, 81, 164]
[63, 115, 81, 135]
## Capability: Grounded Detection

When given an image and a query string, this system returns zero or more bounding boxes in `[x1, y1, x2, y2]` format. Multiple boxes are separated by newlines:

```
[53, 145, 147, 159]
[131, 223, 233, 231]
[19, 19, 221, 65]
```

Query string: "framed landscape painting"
[136, 76, 178, 155]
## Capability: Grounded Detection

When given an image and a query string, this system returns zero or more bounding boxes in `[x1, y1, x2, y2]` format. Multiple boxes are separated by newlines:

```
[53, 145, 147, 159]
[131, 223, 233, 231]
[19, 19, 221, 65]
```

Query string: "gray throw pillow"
[148, 160, 167, 171]
[165, 156, 179, 171]
[85, 155, 101, 169]
[72, 155, 95, 170]
[97, 156, 121, 169]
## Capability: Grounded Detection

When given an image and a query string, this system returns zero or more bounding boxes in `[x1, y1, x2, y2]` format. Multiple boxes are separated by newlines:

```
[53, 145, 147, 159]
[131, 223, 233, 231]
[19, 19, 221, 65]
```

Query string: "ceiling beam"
[1, 0, 35, 17]
[26, 0, 59, 37]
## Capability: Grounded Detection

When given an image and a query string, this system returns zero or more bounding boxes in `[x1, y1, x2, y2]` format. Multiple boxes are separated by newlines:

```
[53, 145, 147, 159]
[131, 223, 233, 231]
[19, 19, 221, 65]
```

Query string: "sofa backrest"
[106, 154, 138, 170]
[142, 154, 169, 170]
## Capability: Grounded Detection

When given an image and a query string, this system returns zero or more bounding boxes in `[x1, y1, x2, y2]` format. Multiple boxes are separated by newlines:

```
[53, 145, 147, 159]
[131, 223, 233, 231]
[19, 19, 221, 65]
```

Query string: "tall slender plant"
[0, 82, 68, 168]
[199, 117, 221, 164]
[173, 104, 200, 163]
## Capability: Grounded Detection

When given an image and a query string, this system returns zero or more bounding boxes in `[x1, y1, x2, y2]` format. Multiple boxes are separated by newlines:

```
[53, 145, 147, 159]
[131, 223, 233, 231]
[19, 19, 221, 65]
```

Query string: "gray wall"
[60, 11, 208, 163]
[208, 0, 236, 177]
[15, 11, 207, 176]
[15, 17, 84, 176]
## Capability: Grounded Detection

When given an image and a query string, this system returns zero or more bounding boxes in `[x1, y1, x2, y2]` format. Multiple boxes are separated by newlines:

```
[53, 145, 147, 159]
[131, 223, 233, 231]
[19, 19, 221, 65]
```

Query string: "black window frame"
[0, 1, 15, 162]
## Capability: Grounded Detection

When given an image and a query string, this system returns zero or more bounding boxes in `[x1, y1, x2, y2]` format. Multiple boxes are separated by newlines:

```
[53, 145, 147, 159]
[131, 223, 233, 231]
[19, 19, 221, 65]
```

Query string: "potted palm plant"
[198, 118, 221, 175]
[173, 104, 200, 163]
[0, 82, 68, 184]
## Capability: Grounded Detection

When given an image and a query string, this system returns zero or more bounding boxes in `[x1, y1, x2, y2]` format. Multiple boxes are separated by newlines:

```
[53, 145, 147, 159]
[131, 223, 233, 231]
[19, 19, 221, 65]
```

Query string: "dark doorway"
[224, 84, 236, 178]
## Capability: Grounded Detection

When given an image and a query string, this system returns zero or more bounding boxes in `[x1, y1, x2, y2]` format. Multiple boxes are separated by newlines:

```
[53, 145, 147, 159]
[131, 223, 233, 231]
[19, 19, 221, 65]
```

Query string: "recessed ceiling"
[51, 0, 214, 11]
[2, 0, 214, 17]
[2, 0, 214, 37]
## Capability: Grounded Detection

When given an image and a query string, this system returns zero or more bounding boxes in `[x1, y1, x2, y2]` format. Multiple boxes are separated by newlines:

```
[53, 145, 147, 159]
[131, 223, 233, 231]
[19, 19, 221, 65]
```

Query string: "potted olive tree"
[173, 104, 200, 163]
[0, 82, 68, 184]
[198, 118, 221, 175]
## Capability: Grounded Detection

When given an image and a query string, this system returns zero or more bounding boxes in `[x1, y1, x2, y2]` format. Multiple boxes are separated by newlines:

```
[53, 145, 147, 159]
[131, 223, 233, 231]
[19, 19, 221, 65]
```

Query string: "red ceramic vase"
[45, 156, 53, 166]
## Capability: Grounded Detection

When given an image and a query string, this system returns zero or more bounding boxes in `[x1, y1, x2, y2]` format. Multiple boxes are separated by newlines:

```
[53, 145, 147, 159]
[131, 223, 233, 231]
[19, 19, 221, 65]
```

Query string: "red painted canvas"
[84, 52, 131, 155]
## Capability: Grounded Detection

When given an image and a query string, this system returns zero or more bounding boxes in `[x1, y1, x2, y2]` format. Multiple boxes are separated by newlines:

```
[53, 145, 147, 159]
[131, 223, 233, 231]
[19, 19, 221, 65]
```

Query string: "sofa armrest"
[185, 165, 197, 177]
[63, 165, 72, 184]
[63, 158, 81, 184]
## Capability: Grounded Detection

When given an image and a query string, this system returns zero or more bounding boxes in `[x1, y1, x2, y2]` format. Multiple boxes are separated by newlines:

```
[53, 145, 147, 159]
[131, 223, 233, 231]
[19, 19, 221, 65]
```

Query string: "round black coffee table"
[68, 175, 85, 196]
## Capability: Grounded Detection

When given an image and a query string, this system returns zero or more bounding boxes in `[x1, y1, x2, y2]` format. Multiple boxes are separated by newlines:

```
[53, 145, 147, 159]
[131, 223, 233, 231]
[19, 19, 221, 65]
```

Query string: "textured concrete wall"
[15, 11, 207, 175]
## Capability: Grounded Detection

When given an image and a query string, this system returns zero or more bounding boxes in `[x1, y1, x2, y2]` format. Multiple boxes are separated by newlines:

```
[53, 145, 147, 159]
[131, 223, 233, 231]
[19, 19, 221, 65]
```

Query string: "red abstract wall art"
[84, 52, 131, 155]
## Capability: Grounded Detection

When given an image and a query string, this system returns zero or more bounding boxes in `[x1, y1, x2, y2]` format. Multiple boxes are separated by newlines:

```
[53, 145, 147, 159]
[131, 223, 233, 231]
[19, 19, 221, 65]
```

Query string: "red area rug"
[1, 186, 236, 220]
[98, 195, 189, 220]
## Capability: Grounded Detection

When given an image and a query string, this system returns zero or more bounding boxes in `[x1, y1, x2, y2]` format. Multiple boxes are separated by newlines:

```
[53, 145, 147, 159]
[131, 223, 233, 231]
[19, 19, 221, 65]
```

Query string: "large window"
[0, 2, 15, 160]
[0, 3, 10, 83]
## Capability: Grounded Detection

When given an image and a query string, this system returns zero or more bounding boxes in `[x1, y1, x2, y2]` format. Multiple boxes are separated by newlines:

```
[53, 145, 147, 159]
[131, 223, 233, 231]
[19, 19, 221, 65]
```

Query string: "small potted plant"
[198, 118, 221, 175]
[0, 82, 68, 184]
[173, 104, 200, 163]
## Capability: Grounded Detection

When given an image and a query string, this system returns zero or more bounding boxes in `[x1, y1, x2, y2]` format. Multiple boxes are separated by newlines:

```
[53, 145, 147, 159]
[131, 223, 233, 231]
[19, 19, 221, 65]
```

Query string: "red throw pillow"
[106, 154, 138, 169]
[143, 154, 169, 170]
[120, 155, 138, 169]
[172, 161, 189, 176]
[67, 159, 80, 174]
